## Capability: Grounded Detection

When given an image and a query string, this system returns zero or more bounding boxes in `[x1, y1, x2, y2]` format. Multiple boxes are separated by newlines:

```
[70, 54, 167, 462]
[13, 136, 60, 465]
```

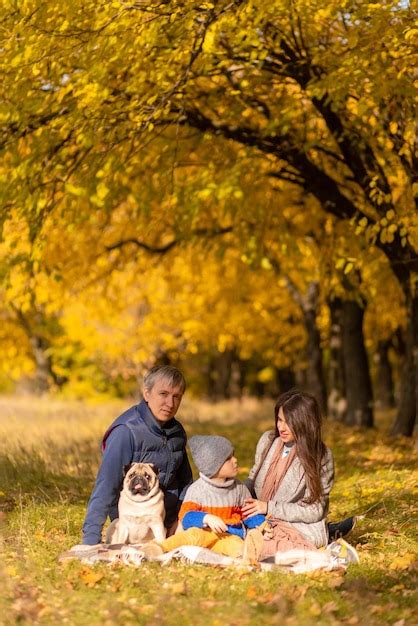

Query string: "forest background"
[0, 0, 417, 439]
[0, 2, 417, 624]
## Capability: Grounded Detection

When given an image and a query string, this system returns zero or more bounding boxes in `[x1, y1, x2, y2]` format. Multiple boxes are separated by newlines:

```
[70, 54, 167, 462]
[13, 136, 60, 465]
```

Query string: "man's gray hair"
[143, 365, 186, 393]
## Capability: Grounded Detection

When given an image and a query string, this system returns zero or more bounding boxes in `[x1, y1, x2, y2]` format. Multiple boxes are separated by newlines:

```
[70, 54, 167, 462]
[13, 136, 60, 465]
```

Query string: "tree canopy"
[0, 0, 416, 431]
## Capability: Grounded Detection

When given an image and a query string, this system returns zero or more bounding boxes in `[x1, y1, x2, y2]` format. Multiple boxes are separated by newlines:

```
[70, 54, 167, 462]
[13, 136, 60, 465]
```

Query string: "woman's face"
[277, 407, 295, 443]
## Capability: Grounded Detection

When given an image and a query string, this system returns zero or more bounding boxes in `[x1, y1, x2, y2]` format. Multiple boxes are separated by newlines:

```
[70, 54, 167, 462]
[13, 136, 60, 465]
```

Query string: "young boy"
[141, 435, 267, 560]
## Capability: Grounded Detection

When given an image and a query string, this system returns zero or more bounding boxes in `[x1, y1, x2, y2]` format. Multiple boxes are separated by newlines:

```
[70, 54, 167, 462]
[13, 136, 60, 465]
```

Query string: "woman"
[242, 389, 334, 556]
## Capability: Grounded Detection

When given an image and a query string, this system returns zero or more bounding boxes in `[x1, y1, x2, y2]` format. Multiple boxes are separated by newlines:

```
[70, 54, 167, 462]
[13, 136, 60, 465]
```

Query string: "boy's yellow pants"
[158, 527, 244, 558]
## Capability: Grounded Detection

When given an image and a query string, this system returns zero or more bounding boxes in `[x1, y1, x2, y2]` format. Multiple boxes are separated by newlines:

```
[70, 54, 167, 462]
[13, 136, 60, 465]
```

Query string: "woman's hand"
[241, 498, 268, 518]
[203, 514, 227, 534]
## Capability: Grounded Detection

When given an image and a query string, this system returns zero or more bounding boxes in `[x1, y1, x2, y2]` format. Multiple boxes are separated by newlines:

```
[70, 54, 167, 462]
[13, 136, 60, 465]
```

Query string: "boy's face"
[214, 454, 238, 479]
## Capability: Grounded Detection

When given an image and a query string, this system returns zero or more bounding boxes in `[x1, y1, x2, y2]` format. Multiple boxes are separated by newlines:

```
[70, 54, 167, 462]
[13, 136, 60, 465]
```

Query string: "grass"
[0, 395, 417, 626]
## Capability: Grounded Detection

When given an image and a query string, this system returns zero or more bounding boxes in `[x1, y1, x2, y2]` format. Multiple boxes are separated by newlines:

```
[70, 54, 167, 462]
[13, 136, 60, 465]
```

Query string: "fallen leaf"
[323, 601, 338, 613]
[199, 600, 223, 609]
[135, 604, 155, 616]
[170, 581, 187, 595]
[79, 568, 104, 588]
[265, 594, 289, 612]
[258, 593, 274, 603]
[309, 602, 321, 616]
[287, 584, 308, 599]
[389, 554, 417, 570]
[328, 575, 345, 589]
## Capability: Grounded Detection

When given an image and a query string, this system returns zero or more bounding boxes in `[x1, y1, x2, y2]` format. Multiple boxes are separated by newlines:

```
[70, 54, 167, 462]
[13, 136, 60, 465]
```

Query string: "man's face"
[143, 378, 184, 423]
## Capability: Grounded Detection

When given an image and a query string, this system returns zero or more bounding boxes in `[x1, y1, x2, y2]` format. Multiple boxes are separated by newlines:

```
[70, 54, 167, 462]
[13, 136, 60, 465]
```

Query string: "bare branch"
[105, 225, 233, 254]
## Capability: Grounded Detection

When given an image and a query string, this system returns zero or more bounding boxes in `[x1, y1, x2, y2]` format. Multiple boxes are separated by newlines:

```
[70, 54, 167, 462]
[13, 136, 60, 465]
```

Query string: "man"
[81, 365, 192, 545]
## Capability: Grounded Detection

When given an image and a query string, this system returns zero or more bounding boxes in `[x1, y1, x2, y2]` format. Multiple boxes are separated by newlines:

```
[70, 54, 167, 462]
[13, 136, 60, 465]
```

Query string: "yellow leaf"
[96, 182, 109, 200]
[65, 183, 86, 197]
[79, 567, 104, 587]
[309, 602, 321, 616]
[170, 581, 187, 595]
[11, 54, 22, 67]
[404, 28, 418, 42]
[4, 565, 17, 576]
[203, 29, 216, 53]
[389, 554, 417, 570]
[260, 257, 272, 270]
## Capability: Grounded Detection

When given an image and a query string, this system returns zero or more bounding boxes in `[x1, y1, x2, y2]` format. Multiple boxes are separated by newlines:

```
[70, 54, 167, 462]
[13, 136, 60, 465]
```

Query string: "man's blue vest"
[102, 400, 188, 494]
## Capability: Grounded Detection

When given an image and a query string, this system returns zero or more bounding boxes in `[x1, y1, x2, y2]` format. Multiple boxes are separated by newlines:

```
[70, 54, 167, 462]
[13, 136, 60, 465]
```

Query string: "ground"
[0, 395, 417, 626]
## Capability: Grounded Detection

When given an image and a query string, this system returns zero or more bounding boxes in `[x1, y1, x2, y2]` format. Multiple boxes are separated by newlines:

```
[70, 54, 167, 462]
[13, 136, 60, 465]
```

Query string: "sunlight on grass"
[0, 396, 417, 626]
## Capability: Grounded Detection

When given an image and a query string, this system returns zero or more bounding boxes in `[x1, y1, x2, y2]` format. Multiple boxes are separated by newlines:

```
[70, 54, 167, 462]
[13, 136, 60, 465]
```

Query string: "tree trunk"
[13, 307, 60, 394]
[228, 353, 246, 398]
[28, 335, 52, 393]
[276, 367, 296, 395]
[327, 297, 347, 421]
[302, 284, 327, 412]
[266, 269, 327, 408]
[391, 293, 417, 437]
[236, 358, 248, 398]
[374, 340, 395, 409]
[342, 299, 374, 427]
[207, 349, 234, 399]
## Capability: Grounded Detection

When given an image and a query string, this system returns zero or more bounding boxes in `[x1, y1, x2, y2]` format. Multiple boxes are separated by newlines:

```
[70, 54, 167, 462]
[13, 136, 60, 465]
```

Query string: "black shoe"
[328, 516, 356, 541]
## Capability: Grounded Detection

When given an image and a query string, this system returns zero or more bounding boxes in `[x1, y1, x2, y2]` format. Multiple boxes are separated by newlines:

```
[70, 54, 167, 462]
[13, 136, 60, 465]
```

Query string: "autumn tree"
[1, 1, 416, 433]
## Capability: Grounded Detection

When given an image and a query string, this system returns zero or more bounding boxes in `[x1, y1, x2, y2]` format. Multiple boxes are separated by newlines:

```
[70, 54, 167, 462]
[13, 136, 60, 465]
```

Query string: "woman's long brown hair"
[274, 390, 326, 504]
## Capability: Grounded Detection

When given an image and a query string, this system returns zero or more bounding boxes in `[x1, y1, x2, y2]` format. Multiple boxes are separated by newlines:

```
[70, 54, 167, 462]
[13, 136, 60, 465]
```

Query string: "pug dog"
[106, 462, 166, 545]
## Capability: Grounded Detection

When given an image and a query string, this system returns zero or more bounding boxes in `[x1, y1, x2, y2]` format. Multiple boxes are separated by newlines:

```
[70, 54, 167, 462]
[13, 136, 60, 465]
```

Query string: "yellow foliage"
[0, 0, 416, 395]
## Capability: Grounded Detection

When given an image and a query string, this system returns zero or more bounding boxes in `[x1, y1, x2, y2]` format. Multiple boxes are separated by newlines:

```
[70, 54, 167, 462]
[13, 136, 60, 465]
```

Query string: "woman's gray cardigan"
[246, 430, 334, 548]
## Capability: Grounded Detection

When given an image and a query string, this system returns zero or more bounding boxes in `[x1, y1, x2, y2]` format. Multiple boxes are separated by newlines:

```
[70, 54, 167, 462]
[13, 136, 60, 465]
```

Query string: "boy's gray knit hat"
[189, 435, 234, 478]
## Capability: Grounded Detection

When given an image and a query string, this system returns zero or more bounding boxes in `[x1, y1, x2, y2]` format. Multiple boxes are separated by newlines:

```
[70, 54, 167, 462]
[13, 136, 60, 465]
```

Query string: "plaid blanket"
[59, 542, 353, 573]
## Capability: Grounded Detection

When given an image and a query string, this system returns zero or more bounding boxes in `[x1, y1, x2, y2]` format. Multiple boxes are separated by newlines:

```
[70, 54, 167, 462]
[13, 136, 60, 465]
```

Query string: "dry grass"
[0, 395, 417, 626]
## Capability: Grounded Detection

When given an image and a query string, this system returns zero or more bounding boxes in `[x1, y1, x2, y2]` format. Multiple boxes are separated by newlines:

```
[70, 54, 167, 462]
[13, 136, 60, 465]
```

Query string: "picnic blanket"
[59, 541, 356, 573]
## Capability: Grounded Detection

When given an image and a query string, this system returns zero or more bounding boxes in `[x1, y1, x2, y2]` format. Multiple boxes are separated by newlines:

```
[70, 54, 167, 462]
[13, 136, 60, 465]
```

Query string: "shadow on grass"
[0, 438, 101, 511]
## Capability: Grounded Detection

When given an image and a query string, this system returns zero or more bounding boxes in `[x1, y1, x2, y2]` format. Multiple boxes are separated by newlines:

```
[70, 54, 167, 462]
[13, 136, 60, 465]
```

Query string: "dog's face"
[122, 463, 159, 500]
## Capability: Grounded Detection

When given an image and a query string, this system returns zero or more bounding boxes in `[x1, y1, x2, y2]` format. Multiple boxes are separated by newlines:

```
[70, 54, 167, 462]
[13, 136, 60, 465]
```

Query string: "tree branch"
[105, 225, 233, 254]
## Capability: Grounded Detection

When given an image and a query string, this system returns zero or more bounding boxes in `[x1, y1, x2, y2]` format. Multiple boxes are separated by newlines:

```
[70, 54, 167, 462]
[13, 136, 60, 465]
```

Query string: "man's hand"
[241, 498, 268, 518]
[203, 514, 227, 534]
